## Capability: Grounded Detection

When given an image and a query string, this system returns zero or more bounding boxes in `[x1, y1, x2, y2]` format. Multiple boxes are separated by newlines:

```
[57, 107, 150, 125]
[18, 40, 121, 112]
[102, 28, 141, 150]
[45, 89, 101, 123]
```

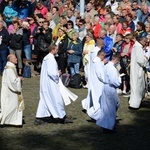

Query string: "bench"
[23, 54, 38, 77]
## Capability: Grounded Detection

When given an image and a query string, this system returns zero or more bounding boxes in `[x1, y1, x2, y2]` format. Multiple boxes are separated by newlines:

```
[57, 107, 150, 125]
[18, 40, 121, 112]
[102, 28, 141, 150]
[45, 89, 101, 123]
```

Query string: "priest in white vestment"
[35, 44, 73, 125]
[96, 54, 121, 131]
[129, 38, 148, 109]
[0, 54, 23, 126]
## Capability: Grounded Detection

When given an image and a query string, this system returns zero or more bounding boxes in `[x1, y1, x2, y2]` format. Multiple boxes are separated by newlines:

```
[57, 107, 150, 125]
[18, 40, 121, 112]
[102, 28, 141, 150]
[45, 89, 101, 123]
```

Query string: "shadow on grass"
[1, 107, 150, 150]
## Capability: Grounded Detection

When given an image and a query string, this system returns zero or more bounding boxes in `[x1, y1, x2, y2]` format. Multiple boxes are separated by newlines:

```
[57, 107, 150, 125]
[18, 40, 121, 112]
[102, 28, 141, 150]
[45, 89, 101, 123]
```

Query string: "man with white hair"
[46, 12, 56, 29]
[108, 24, 117, 43]
[140, 5, 149, 23]
[99, 29, 113, 60]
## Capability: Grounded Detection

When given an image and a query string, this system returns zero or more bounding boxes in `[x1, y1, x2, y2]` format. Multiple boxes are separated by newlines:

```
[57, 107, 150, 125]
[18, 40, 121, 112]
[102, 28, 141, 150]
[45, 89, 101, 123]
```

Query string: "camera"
[39, 28, 43, 32]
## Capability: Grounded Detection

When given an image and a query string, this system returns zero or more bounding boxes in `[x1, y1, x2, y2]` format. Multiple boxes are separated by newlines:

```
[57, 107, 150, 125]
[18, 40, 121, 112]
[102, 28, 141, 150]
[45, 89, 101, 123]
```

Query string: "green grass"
[0, 76, 150, 150]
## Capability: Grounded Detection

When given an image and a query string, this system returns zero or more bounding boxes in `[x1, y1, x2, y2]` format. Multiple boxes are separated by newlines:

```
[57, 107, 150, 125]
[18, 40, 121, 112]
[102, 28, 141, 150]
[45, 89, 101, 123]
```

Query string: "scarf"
[57, 34, 66, 41]
[85, 39, 95, 45]
[72, 41, 78, 44]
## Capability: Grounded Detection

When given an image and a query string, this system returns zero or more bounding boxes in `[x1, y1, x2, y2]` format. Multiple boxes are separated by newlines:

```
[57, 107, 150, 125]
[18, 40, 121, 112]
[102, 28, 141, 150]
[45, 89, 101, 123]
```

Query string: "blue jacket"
[3, 6, 18, 23]
[67, 39, 82, 64]
[18, 7, 29, 19]
[103, 36, 113, 60]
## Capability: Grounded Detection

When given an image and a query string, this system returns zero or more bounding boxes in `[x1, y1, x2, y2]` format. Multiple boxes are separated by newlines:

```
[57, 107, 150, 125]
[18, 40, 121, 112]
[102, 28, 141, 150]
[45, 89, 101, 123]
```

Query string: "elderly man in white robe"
[96, 54, 121, 133]
[0, 54, 23, 126]
[35, 44, 73, 125]
[129, 37, 148, 109]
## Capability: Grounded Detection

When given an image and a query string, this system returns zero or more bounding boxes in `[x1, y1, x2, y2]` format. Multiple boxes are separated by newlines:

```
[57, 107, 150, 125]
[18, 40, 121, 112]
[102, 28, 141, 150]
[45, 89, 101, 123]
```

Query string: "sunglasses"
[39, 22, 43, 23]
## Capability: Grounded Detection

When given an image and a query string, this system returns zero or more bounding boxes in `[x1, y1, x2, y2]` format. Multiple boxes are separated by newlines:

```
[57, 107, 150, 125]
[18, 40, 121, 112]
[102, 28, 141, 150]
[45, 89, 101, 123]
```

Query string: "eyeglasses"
[39, 22, 43, 23]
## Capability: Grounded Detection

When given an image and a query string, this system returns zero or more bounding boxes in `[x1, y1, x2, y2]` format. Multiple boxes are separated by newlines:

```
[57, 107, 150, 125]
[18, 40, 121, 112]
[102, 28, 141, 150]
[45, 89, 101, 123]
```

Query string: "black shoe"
[82, 109, 87, 114]
[34, 119, 48, 125]
[128, 106, 139, 110]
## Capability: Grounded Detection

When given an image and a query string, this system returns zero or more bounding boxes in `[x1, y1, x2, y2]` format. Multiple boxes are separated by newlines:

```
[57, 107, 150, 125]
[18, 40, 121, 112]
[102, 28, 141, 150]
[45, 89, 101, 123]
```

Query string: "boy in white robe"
[82, 50, 107, 120]
[82, 39, 104, 113]
[96, 54, 121, 132]
[35, 44, 73, 125]
[0, 54, 23, 126]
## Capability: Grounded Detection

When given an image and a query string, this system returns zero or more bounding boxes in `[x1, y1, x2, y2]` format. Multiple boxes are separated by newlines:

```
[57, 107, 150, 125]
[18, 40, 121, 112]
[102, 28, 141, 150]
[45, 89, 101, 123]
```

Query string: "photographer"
[34, 19, 52, 71]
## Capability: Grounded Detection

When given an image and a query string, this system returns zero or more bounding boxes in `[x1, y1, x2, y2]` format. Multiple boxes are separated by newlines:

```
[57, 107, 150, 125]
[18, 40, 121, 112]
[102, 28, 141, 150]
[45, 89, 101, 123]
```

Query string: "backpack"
[69, 74, 82, 89]
[23, 65, 31, 78]
[61, 73, 70, 87]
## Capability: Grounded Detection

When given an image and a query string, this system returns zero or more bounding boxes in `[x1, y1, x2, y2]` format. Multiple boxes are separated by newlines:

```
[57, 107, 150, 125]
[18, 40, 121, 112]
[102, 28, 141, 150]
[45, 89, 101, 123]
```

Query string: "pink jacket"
[34, 6, 48, 18]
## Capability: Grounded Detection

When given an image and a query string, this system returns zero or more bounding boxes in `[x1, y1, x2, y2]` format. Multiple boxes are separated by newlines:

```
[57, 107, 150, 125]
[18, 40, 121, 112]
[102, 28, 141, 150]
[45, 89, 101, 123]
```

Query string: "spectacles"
[39, 22, 43, 23]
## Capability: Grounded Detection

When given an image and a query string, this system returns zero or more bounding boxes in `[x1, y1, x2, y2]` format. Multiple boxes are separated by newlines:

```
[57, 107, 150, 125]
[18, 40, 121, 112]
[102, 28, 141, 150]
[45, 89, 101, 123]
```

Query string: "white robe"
[86, 57, 105, 120]
[82, 46, 100, 112]
[0, 62, 22, 125]
[129, 41, 147, 108]
[96, 61, 121, 130]
[36, 53, 66, 119]
[59, 78, 78, 106]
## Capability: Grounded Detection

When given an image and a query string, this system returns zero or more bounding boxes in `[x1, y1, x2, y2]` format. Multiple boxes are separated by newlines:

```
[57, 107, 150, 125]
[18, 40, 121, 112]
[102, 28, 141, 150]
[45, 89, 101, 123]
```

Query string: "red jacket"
[120, 41, 135, 58]
[92, 23, 102, 39]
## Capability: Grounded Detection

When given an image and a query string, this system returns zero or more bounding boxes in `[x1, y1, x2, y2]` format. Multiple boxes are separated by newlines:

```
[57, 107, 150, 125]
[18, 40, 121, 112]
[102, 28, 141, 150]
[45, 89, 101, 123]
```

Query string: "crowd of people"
[0, 0, 150, 132]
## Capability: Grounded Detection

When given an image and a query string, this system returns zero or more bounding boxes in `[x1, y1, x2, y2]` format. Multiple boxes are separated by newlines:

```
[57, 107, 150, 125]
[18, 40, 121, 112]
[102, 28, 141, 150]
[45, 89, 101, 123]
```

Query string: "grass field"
[0, 76, 150, 150]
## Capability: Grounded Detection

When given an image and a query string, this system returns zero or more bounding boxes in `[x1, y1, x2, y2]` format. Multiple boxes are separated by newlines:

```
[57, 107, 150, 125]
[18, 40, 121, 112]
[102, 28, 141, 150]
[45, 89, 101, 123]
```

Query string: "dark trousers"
[56, 57, 67, 74]
[0, 49, 7, 74]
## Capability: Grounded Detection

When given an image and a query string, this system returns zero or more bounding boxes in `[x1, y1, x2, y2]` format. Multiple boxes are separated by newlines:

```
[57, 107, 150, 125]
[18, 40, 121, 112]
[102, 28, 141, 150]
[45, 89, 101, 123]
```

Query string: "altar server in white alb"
[35, 44, 73, 125]
[96, 54, 121, 132]
[82, 39, 104, 112]
[82, 50, 107, 120]
[129, 37, 148, 109]
[0, 54, 24, 126]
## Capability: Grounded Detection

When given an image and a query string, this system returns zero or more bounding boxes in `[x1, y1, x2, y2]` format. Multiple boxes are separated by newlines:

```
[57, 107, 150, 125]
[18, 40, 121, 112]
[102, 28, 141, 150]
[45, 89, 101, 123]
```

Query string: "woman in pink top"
[28, 15, 37, 45]
[34, 2, 48, 18]
[113, 14, 122, 33]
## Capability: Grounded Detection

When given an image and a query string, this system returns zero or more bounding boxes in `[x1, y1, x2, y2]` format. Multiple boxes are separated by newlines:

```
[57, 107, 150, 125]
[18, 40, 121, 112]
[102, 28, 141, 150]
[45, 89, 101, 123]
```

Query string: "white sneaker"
[123, 94, 130, 98]
[83, 84, 88, 89]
